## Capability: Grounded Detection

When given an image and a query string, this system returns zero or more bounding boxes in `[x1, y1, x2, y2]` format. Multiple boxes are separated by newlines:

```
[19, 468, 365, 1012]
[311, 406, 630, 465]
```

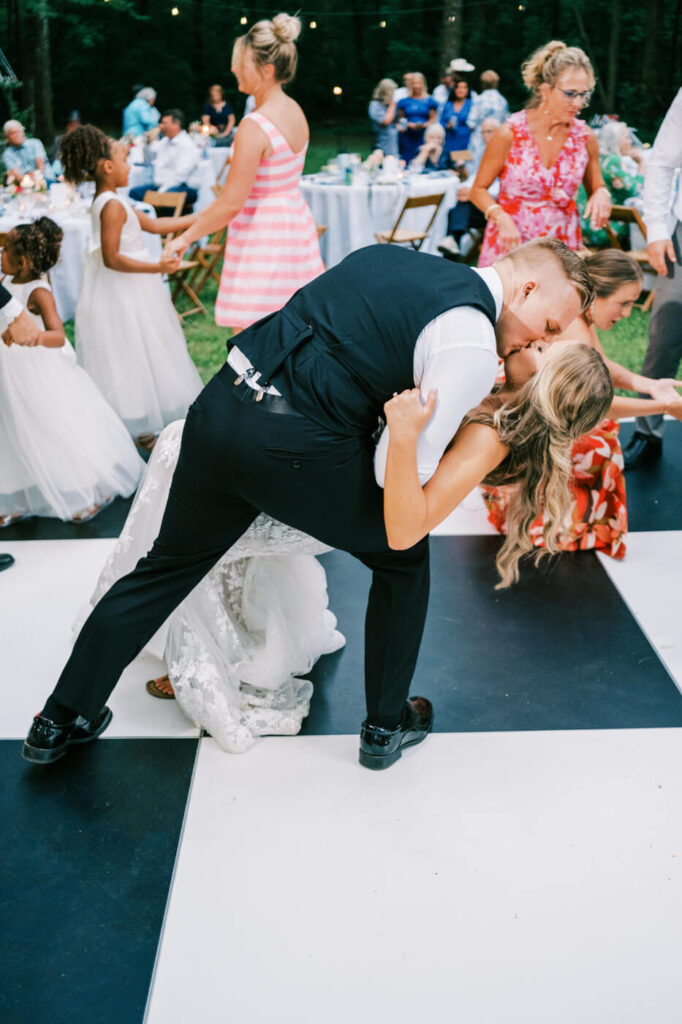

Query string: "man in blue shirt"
[122, 87, 160, 139]
[2, 120, 55, 183]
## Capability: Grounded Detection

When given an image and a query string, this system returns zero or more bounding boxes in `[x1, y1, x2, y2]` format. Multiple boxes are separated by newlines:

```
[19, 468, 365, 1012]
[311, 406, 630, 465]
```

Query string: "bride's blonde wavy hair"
[468, 342, 613, 588]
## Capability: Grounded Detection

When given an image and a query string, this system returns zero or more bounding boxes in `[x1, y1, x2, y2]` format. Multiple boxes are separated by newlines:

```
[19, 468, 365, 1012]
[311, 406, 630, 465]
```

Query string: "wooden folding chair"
[603, 204, 656, 312]
[375, 193, 444, 250]
[188, 227, 226, 297]
[142, 190, 206, 319]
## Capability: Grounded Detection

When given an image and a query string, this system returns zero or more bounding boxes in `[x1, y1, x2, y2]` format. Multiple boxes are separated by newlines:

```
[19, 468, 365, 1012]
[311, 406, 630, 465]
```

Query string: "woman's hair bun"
[271, 13, 301, 44]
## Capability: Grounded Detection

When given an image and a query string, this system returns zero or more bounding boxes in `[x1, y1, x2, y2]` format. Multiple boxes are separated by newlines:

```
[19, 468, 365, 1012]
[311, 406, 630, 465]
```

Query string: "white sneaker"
[438, 236, 460, 256]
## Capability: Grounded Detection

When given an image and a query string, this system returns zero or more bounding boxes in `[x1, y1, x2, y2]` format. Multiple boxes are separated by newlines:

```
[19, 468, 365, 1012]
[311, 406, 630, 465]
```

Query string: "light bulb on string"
[171, 6, 179, 15]
[333, 86, 342, 96]
[240, 16, 247, 25]
[380, 20, 387, 28]
[309, 20, 317, 29]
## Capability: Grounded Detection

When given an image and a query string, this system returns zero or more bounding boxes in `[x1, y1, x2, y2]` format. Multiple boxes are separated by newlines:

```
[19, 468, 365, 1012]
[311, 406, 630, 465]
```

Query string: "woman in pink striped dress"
[164, 13, 323, 334]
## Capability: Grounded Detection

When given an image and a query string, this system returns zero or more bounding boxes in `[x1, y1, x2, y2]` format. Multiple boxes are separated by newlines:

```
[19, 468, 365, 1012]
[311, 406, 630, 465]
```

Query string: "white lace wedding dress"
[86, 419, 345, 752]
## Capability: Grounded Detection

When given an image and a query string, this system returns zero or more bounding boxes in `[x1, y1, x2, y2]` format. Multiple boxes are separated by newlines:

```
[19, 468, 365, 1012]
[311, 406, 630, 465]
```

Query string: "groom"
[23, 239, 591, 771]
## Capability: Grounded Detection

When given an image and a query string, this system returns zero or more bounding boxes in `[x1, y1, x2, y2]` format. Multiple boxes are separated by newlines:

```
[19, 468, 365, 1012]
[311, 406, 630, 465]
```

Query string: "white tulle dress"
[75, 191, 202, 438]
[86, 419, 345, 752]
[0, 276, 145, 521]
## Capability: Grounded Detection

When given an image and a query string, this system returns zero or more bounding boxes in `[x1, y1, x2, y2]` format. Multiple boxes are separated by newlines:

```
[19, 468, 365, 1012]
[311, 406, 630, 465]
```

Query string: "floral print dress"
[481, 418, 628, 560]
[478, 110, 590, 266]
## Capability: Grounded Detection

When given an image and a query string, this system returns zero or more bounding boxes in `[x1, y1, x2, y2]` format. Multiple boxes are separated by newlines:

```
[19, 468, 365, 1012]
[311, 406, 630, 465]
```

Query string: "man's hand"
[2, 310, 41, 347]
[647, 238, 677, 277]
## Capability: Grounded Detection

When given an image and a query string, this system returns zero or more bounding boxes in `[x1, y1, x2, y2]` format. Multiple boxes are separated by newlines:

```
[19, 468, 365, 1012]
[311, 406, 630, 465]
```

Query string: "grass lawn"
[65, 129, 652, 389]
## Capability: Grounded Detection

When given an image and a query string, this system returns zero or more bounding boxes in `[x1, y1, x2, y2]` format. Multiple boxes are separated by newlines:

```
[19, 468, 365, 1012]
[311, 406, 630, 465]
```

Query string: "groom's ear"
[521, 279, 538, 301]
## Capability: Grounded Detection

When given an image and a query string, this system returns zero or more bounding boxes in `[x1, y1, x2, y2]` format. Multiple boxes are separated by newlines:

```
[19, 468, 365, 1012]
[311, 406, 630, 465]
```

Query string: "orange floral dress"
[481, 419, 628, 559]
[478, 110, 590, 267]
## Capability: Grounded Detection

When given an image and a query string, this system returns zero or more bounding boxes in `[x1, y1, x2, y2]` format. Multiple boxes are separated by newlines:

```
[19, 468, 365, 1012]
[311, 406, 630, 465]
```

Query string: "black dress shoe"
[623, 431, 662, 470]
[0, 553, 14, 571]
[359, 697, 433, 770]
[22, 706, 113, 764]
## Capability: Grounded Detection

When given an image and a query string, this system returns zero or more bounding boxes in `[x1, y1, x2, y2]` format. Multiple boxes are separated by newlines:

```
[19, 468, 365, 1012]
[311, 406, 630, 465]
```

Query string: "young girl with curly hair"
[60, 124, 202, 448]
[0, 218, 144, 524]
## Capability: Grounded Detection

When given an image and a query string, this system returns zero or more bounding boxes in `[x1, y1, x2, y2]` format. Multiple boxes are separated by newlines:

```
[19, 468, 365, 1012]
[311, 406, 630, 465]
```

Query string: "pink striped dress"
[215, 110, 324, 329]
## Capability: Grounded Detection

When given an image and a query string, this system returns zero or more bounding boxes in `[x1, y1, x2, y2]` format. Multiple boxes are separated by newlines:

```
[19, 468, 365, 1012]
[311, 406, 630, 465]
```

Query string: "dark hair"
[206, 84, 225, 103]
[12, 217, 63, 275]
[584, 249, 643, 298]
[60, 124, 111, 184]
[162, 108, 185, 128]
[448, 78, 470, 102]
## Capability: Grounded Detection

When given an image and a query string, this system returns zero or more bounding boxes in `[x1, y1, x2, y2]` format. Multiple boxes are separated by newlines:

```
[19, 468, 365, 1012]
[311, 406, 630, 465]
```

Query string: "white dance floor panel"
[0, 540, 197, 740]
[147, 731, 682, 1024]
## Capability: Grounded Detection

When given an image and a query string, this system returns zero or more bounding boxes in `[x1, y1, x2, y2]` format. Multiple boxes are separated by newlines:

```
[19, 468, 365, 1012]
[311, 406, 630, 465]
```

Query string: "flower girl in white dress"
[0, 218, 144, 524]
[83, 419, 345, 753]
[61, 125, 203, 447]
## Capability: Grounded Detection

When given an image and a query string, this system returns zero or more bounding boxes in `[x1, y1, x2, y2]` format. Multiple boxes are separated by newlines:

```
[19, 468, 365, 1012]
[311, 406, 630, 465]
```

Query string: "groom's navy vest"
[236, 244, 497, 435]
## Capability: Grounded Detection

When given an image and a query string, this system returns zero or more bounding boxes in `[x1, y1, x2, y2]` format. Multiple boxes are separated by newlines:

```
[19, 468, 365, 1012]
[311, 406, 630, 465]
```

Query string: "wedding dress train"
[85, 419, 345, 752]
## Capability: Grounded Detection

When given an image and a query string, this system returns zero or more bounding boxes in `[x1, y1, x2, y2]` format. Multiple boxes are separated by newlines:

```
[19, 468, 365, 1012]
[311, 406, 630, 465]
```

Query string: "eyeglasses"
[557, 88, 593, 105]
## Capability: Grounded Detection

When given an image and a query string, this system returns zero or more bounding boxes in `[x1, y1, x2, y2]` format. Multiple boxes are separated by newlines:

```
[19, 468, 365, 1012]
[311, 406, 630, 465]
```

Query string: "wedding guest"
[471, 40, 612, 265]
[163, 14, 324, 336]
[623, 87, 682, 468]
[467, 69, 509, 146]
[49, 110, 81, 163]
[481, 251, 682, 557]
[441, 79, 473, 155]
[368, 78, 399, 157]
[433, 71, 455, 115]
[122, 87, 160, 139]
[581, 120, 645, 248]
[61, 125, 202, 448]
[0, 218, 144, 525]
[202, 84, 235, 142]
[2, 120, 55, 183]
[438, 117, 501, 259]
[128, 109, 200, 207]
[410, 123, 451, 171]
[395, 73, 437, 164]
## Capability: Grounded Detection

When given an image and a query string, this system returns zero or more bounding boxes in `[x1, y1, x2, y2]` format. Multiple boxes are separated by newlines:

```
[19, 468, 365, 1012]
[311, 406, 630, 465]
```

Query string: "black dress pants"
[50, 364, 431, 728]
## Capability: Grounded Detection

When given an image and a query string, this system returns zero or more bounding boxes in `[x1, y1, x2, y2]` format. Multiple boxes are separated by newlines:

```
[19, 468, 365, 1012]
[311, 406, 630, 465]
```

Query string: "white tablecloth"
[300, 172, 461, 267]
[0, 197, 162, 322]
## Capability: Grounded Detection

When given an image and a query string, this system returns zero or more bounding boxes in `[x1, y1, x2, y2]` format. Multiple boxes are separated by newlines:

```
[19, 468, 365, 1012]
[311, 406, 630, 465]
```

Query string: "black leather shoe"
[623, 431, 662, 470]
[359, 697, 433, 770]
[22, 706, 113, 764]
[0, 553, 14, 572]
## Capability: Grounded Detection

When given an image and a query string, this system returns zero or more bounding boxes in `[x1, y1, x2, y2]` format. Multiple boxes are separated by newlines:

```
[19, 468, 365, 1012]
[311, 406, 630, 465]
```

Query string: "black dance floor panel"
[0, 738, 198, 1024]
[618, 420, 682, 532]
[304, 536, 682, 735]
[0, 494, 134, 542]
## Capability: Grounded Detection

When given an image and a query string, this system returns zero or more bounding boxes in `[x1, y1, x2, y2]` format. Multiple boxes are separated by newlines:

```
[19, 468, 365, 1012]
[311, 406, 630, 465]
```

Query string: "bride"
[84, 419, 345, 753]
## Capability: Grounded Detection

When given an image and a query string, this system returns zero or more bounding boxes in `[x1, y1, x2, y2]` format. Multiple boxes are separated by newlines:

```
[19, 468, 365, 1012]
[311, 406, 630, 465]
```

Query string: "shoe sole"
[358, 716, 434, 771]
[21, 707, 113, 765]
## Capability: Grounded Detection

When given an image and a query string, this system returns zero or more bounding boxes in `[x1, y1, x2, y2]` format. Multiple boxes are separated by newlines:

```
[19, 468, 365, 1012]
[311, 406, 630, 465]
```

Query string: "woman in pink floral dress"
[470, 40, 612, 265]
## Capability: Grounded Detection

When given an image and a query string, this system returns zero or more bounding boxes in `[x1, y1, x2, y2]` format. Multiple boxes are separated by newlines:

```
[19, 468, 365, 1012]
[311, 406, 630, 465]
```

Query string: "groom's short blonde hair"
[500, 238, 594, 313]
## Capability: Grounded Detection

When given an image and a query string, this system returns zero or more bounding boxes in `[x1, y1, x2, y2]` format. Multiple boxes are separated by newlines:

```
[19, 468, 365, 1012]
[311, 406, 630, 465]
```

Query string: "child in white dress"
[61, 125, 203, 447]
[0, 218, 145, 524]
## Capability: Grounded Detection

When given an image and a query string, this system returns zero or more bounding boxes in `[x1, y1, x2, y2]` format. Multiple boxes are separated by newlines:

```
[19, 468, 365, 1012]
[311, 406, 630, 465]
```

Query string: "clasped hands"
[2, 310, 41, 348]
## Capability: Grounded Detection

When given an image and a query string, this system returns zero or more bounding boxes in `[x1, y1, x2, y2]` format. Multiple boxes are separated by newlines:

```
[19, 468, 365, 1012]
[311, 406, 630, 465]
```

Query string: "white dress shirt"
[228, 266, 502, 487]
[643, 88, 682, 244]
[153, 131, 200, 192]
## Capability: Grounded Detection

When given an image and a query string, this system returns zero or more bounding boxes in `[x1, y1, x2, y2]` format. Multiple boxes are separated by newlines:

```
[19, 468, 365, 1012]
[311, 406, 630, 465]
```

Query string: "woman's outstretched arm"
[383, 389, 508, 549]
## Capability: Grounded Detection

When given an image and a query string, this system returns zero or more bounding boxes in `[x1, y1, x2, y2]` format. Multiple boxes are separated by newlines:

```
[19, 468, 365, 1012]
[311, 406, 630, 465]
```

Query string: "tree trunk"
[440, 0, 463, 73]
[606, 0, 620, 112]
[641, 0, 662, 108]
[33, 0, 54, 143]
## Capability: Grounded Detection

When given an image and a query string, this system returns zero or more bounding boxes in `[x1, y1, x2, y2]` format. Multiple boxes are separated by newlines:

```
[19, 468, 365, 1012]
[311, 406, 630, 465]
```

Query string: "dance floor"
[2, 420, 681, 1024]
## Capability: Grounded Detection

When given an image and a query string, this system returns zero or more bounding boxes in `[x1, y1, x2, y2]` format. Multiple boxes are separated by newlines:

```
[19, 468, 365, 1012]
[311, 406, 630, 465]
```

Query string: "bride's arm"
[383, 389, 508, 549]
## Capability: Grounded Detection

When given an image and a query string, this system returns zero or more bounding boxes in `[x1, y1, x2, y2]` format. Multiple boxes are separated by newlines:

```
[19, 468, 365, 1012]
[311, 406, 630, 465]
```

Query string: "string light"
[309, 20, 317, 28]
[333, 86, 343, 96]
[518, 3, 525, 8]
[240, 15, 247, 24]
[379, 19, 387, 27]
[448, 14, 456, 21]
[171, 5, 179, 14]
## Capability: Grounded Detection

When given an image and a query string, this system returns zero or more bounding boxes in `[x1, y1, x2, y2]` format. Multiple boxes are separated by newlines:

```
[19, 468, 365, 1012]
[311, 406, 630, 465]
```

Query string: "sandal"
[145, 675, 176, 700]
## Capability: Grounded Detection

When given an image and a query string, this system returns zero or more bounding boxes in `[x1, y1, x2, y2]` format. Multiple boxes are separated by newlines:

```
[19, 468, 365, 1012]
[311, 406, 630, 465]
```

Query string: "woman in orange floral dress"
[480, 252, 682, 559]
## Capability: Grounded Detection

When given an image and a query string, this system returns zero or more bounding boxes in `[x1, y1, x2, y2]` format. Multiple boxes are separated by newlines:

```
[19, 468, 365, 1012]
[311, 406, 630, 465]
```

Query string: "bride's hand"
[162, 233, 190, 262]
[384, 388, 438, 440]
